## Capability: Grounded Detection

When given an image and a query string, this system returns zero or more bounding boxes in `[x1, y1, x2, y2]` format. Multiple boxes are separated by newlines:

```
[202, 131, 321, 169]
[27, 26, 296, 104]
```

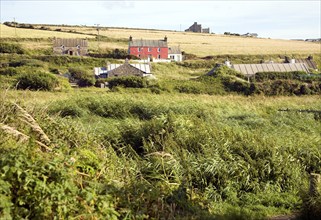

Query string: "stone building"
[185, 22, 210, 33]
[53, 38, 88, 56]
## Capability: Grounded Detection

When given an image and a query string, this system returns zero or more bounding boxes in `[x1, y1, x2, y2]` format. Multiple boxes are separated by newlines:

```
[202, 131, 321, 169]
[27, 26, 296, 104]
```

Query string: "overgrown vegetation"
[0, 42, 25, 54]
[1, 91, 321, 219]
[16, 72, 60, 91]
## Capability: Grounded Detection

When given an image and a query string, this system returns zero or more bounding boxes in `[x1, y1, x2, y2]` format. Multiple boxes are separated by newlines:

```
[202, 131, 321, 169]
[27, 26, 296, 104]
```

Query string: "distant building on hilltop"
[242, 33, 258, 38]
[185, 22, 210, 33]
[53, 38, 88, 56]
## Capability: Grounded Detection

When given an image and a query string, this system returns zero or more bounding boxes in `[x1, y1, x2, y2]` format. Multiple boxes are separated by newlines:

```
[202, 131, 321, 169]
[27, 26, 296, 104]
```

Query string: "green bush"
[0, 42, 24, 54]
[0, 67, 19, 76]
[107, 76, 148, 88]
[68, 67, 95, 87]
[221, 75, 251, 95]
[9, 59, 45, 68]
[16, 72, 59, 91]
[254, 71, 307, 82]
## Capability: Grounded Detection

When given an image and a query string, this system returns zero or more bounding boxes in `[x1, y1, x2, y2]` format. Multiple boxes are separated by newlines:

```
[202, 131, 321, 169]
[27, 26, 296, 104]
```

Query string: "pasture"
[2, 24, 320, 56]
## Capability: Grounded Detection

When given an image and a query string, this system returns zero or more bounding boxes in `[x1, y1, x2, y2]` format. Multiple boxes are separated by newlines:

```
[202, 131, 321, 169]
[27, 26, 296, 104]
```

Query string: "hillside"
[1, 23, 320, 56]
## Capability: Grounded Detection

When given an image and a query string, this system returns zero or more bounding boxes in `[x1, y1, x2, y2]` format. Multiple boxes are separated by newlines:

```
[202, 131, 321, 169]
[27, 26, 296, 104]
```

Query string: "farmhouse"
[185, 22, 210, 33]
[94, 59, 152, 78]
[128, 36, 168, 60]
[53, 38, 88, 56]
[168, 46, 183, 62]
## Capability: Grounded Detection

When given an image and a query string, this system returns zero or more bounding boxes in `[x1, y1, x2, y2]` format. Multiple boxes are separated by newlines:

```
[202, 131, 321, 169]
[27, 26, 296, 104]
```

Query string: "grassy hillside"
[2, 23, 320, 56]
[0, 24, 95, 39]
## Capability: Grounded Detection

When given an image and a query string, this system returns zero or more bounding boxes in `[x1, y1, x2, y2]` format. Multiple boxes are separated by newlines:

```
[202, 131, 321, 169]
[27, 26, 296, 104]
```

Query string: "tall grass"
[1, 89, 320, 218]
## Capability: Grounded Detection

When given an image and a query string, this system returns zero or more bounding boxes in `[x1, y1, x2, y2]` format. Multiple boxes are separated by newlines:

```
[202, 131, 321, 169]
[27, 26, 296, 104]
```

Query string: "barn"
[53, 38, 88, 56]
[128, 36, 168, 60]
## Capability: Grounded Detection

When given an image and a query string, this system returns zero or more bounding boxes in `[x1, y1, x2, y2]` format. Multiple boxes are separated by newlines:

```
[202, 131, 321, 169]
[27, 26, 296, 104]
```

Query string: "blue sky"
[1, 0, 320, 39]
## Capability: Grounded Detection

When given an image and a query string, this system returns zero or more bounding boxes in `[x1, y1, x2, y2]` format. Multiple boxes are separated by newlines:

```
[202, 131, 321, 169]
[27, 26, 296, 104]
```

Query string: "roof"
[232, 63, 310, 75]
[129, 39, 167, 47]
[53, 38, 88, 47]
[168, 46, 181, 54]
[295, 59, 317, 70]
[107, 63, 151, 74]
[94, 63, 151, 76]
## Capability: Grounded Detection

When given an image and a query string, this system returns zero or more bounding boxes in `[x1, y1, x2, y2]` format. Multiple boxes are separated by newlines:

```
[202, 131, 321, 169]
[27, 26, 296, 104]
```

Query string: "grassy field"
[0, 24, 95, 39]
[43, 25, 321, 55]
[2, 24, 320, 56]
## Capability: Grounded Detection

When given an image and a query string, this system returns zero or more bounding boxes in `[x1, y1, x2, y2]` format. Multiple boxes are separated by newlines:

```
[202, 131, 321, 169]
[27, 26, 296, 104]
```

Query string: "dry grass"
[0, 24, 94, 39]
[2, 24, 320, 56]
[35, 25, 321, 56]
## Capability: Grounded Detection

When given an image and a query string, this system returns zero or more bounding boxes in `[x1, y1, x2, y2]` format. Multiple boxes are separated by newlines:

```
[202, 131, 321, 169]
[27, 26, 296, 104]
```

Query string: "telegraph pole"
[94, 24, 100, 51]
[13, 17, 17, 37]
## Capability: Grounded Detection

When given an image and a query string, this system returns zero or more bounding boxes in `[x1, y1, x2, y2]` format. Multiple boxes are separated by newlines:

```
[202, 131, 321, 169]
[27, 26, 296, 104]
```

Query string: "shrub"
[254, 71, 307, 82]
[68, 67, 95, 87]
[221, 75, 251, 95]
[77, 76, 95, 87]
[0, 42, 24, 54]
[16, 72, 59, 91]
[0, 67, 19, 76]
[107, 76, 148, 88]
[9, 59, 45, 68]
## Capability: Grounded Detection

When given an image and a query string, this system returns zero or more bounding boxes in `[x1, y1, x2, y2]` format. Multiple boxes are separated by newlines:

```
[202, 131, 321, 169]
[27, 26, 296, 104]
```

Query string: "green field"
[1, 22, 321, 219]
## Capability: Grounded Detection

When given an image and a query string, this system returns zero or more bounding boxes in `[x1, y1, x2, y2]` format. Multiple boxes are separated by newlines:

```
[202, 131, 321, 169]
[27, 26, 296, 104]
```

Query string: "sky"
[1, 0, 320, 40]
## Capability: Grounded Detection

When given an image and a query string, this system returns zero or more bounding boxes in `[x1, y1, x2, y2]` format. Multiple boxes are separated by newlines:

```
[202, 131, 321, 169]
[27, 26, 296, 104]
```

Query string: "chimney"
[308, 55, 313, 60]
[129, 36, 133, 41]
[164, 36, 167, 42]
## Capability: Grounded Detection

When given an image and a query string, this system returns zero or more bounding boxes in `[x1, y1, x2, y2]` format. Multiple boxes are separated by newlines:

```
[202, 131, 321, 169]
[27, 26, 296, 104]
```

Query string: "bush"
[16, 72, 59, 91]
[77, 76, 95, 87]
[9, 59, 45, 68]
[0, 42, 24, 54]
[68, 67, 95, 87]
[107, 76, 148, 89]
[0, 67, 19, 76]
[254, 71, 307, 82]
[221, 75, 252, 95]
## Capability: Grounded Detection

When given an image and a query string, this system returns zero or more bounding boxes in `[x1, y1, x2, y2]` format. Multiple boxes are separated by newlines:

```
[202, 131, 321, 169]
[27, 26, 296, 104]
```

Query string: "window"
[158, 55, 161, 59]
[138, 54, 141, 58]
[157, 48, 160, 52]
[138, 48, 141, 52]
[148, 47, 151, 52]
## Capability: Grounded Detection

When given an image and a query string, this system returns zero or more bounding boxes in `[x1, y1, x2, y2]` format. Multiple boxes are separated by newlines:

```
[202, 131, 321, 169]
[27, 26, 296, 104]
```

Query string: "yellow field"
[0, 24, 94, 39]
[37, 25, 321, 56]
[1, 24, 320, 56]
